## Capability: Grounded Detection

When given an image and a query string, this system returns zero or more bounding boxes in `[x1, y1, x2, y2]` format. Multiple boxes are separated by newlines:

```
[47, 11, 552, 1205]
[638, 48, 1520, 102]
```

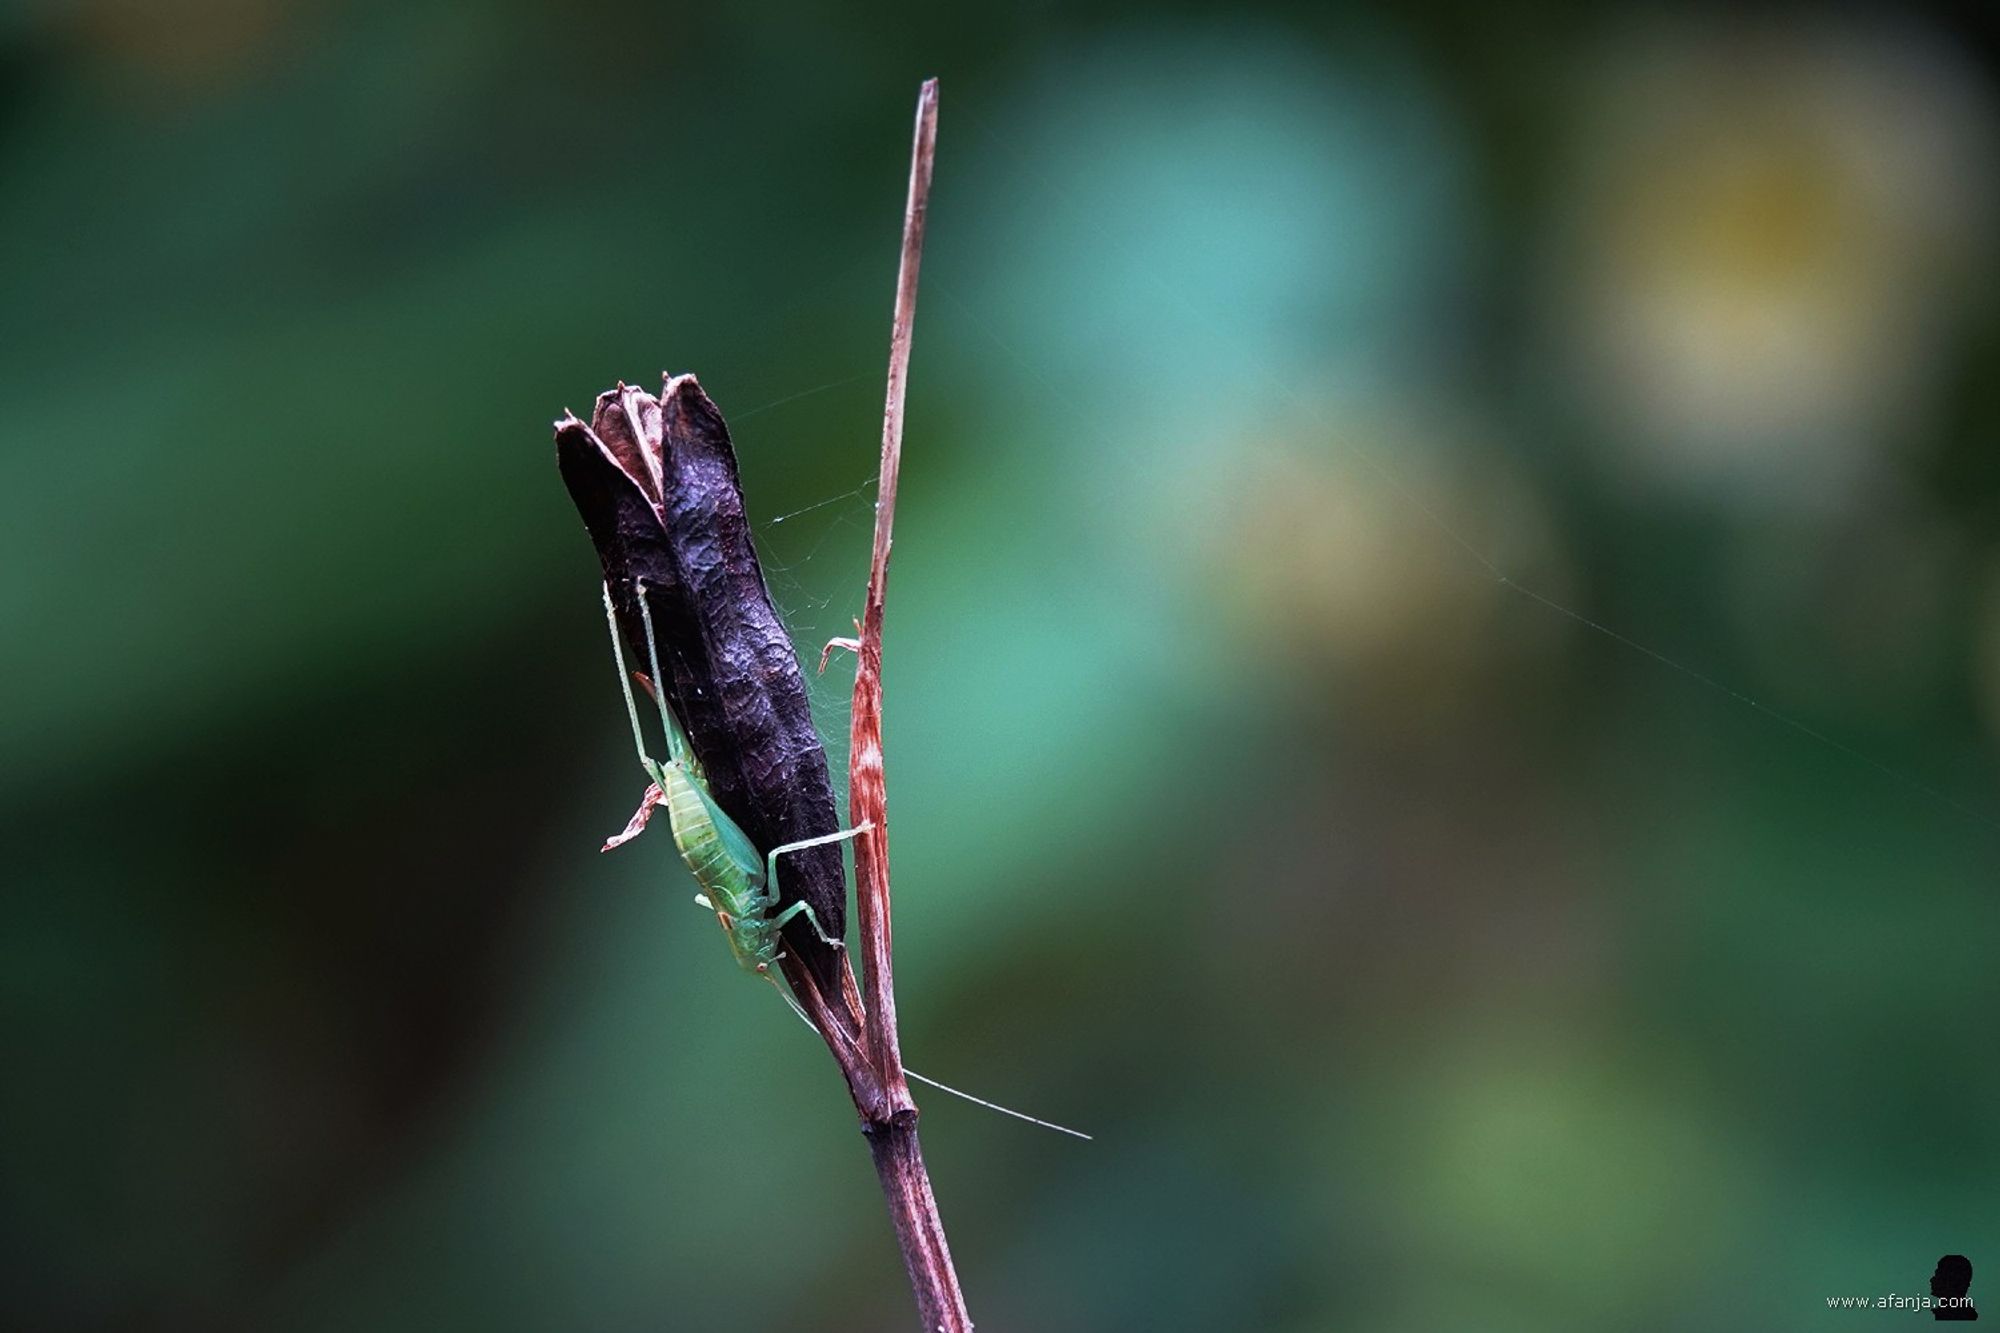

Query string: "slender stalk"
[842, 77, 968, 1331]
[864, 1118, 961, 1332]
[556, 74, 962, 1332]
[745, 76, 959, 1329]
[853, 75, 935, 1114]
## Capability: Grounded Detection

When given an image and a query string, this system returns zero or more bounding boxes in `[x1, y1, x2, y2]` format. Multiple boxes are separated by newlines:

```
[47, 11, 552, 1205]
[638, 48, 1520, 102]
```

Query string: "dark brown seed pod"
[555, 373, 848, 993]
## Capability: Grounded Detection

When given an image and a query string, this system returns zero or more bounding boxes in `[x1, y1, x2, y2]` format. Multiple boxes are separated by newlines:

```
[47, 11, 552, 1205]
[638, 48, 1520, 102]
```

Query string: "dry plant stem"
[869, 1125, 960, 1331]
[843, 78, 970, 1333]
[854, 77, 936, 1112]
[779, 952, 885, 1117]
[555, 75, 961, 1333]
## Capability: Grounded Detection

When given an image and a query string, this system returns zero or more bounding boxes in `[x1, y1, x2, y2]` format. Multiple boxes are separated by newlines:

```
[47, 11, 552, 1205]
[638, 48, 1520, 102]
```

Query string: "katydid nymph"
[595, 581, 1091, 1141]
[599, 582, 864, 986]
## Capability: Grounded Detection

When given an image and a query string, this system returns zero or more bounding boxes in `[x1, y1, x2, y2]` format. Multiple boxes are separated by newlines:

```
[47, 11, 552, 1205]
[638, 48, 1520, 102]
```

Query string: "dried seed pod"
[556, 374, 848, 990]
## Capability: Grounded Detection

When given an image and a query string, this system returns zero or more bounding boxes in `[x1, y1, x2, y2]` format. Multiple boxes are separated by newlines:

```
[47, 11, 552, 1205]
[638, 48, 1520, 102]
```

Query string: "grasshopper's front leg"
[598, 580, 706, 854]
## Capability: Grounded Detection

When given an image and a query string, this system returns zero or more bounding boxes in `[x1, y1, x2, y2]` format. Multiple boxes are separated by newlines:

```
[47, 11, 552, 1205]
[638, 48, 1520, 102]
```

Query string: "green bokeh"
[4, 3, 1996, 1329]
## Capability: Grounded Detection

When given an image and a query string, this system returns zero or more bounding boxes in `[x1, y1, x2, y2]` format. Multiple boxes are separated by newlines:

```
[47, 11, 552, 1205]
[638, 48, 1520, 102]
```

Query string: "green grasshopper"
[596, 582, 1090, 1140]
[599, 582, 866, 986]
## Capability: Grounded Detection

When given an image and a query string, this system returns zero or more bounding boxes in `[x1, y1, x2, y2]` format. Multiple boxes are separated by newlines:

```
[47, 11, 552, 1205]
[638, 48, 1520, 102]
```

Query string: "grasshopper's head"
[717, 914, 771, 976]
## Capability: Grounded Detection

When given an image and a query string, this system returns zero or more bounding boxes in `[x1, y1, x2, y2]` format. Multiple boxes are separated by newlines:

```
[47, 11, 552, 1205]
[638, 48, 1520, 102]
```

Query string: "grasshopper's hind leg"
[761, 821, 873, 949]
[765, 823, 873, 904]
[766, 897, 844, 951]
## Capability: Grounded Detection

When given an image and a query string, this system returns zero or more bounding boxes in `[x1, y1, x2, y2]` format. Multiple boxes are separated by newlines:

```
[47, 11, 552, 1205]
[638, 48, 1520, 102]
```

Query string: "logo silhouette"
[1933, 1254, 1978, 1321]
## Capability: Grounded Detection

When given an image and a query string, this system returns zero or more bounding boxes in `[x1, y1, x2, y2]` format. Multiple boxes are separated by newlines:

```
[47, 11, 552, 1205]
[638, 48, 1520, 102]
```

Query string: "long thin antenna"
[774, 990, 1090, 1140]
[903, 1069, 1093, 1141]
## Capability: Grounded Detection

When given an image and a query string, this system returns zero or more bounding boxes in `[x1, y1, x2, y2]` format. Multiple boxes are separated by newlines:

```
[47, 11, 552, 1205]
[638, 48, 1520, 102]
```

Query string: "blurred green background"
[4, 2, 1998, 1329]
